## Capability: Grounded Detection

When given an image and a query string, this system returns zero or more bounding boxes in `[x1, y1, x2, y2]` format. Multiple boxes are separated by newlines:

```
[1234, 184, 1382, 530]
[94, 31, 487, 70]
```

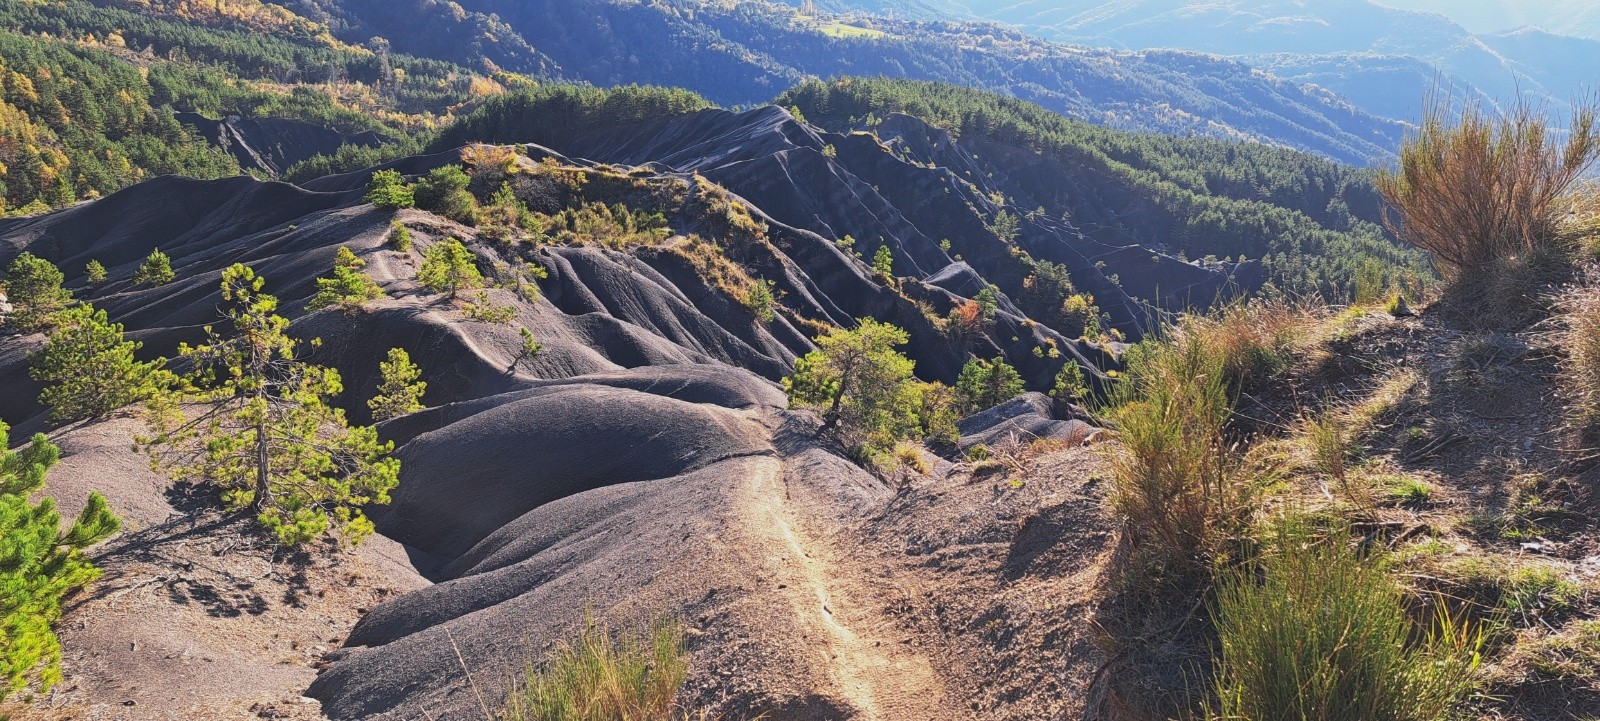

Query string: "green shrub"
[418, 238, 483, 299]
[1050, 362, 1087, 404]
[307, 247, 384, 312]
[915, 381, 961, 447]
[1, 422, 120, 701]
[872, 244, 894, 280]
[743, 277, 776, 323]
[364, 169, 415, 209]
[133, 248, 174, 287]
[389, 221, 414, 252]
[1102, 323, 1250, 567]
[785, 318, 922, 455]
[30, 304, 167, 422]
[3, 252, 73, 332]
[956, 356, 1024, 412]
[503, 617, 689, 721]
[83, 260, 107, 285]
[414, 165, 479, 225]
[462, 291, 517, 324]
[369, 348, 426, 422]
[1210, 522, 1481, 721]
[518, 327, 544, 361]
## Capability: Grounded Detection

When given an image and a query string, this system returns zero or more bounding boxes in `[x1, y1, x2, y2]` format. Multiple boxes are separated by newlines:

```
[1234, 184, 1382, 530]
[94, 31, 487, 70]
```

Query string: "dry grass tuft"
[1102, 321, 1251, 568]
[1098, 301, 1323, 568]
[1194, 299, 1323, 388]
[503, 616, 691, 721]
[1551, 271, 1600, 432]
[1377, 96, 1600, 284]
[1210, 521, 1481, 721]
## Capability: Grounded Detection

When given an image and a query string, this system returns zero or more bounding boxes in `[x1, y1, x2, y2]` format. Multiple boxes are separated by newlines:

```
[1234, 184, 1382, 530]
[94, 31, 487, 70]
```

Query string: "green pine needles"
[133, 248, 175, 287]
[1050, 362, 1088, 405]
[419, 238, 484, 299]
[307, 246, 384, 312]
[142, 264, 399, 546]
[1, 423, 120, 702]
[956, 356, 1024, 412]
[785, 318, 922, 455]
[3, 252, 73, 332]
[365, 169, 416, 210]
[389, 221, 414, 252]
[30, 304, 167, 422]
[369, 348, 426, 421]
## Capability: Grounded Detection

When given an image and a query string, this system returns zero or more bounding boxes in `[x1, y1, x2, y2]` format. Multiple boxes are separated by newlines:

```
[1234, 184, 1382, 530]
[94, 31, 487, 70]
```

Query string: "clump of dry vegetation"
[1091, 298, 1495, 719]
[1097, 300, 1321, 568]
[503, 617, 692, 721]
[1547, 188, 1600, 436]
[1551, 268, 1600, 432]
[1209, 522, 1481, 721]
[1101, 317, 1252, 569]
[1377, 96, 1600, 327]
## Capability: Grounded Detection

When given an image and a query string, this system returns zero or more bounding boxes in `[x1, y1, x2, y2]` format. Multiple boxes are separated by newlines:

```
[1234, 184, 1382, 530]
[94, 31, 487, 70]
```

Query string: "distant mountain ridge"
[824, 0, 1599, 126]
[1373, 0, 1600, 39]
[203, 0, 1412, 164]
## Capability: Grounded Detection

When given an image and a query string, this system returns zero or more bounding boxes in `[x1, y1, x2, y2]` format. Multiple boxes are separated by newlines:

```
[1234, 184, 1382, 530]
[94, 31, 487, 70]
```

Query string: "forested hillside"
[87, 0, 1406, 164]
[0, 29, 234, 213]
[0, 0, 1421, 219]
[0, 0, 509, 213]
[834, 0, 1600, 130]
[776, 78, 1427, 297]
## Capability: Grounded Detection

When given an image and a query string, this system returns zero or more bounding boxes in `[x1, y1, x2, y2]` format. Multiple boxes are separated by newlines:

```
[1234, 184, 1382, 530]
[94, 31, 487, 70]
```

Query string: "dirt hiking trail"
[737, 455, 950, 720]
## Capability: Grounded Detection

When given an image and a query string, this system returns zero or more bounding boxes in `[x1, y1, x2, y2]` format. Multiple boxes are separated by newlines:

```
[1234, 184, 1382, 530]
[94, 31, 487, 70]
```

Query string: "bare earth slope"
[0, 109, 1134, 719]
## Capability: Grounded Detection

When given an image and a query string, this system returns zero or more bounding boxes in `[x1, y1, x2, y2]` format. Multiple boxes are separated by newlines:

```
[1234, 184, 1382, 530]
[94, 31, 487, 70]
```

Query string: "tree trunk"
[824, 379, 848, 429]
[253, 419, 270, 511]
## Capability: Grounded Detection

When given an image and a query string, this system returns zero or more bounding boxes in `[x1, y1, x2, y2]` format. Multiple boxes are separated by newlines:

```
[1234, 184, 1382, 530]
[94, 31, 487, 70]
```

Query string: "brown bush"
[1377, 97, 1599, 285]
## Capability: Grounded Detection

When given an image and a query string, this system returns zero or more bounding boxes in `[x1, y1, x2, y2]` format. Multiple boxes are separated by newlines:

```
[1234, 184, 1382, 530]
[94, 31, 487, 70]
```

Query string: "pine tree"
[784, 318, 921, 453]
[975, 287, 999, 321]
[84, 260, 107, 285]
[413, 165, 479, 225]
[991, 209, 1020, 244]
[369, 348, 426, 421]
[520, 327, 543, 358]
[307, 247, 384, 312]
[418, 238, 483, 299]
[3, 252, 73, 332]
[30, 304, 167, 422]
[364, 169, 415, 209]
[133, 248, 174, 286]
[1, 422, 120, 701]
[1051, 362, 1088, 404]
[745, 278, 776, 323]
[956, 356, 1024, 412]
[389, 221, 413, 252]
[872, 245, 894, 280]
[142, 264, 400, 546]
